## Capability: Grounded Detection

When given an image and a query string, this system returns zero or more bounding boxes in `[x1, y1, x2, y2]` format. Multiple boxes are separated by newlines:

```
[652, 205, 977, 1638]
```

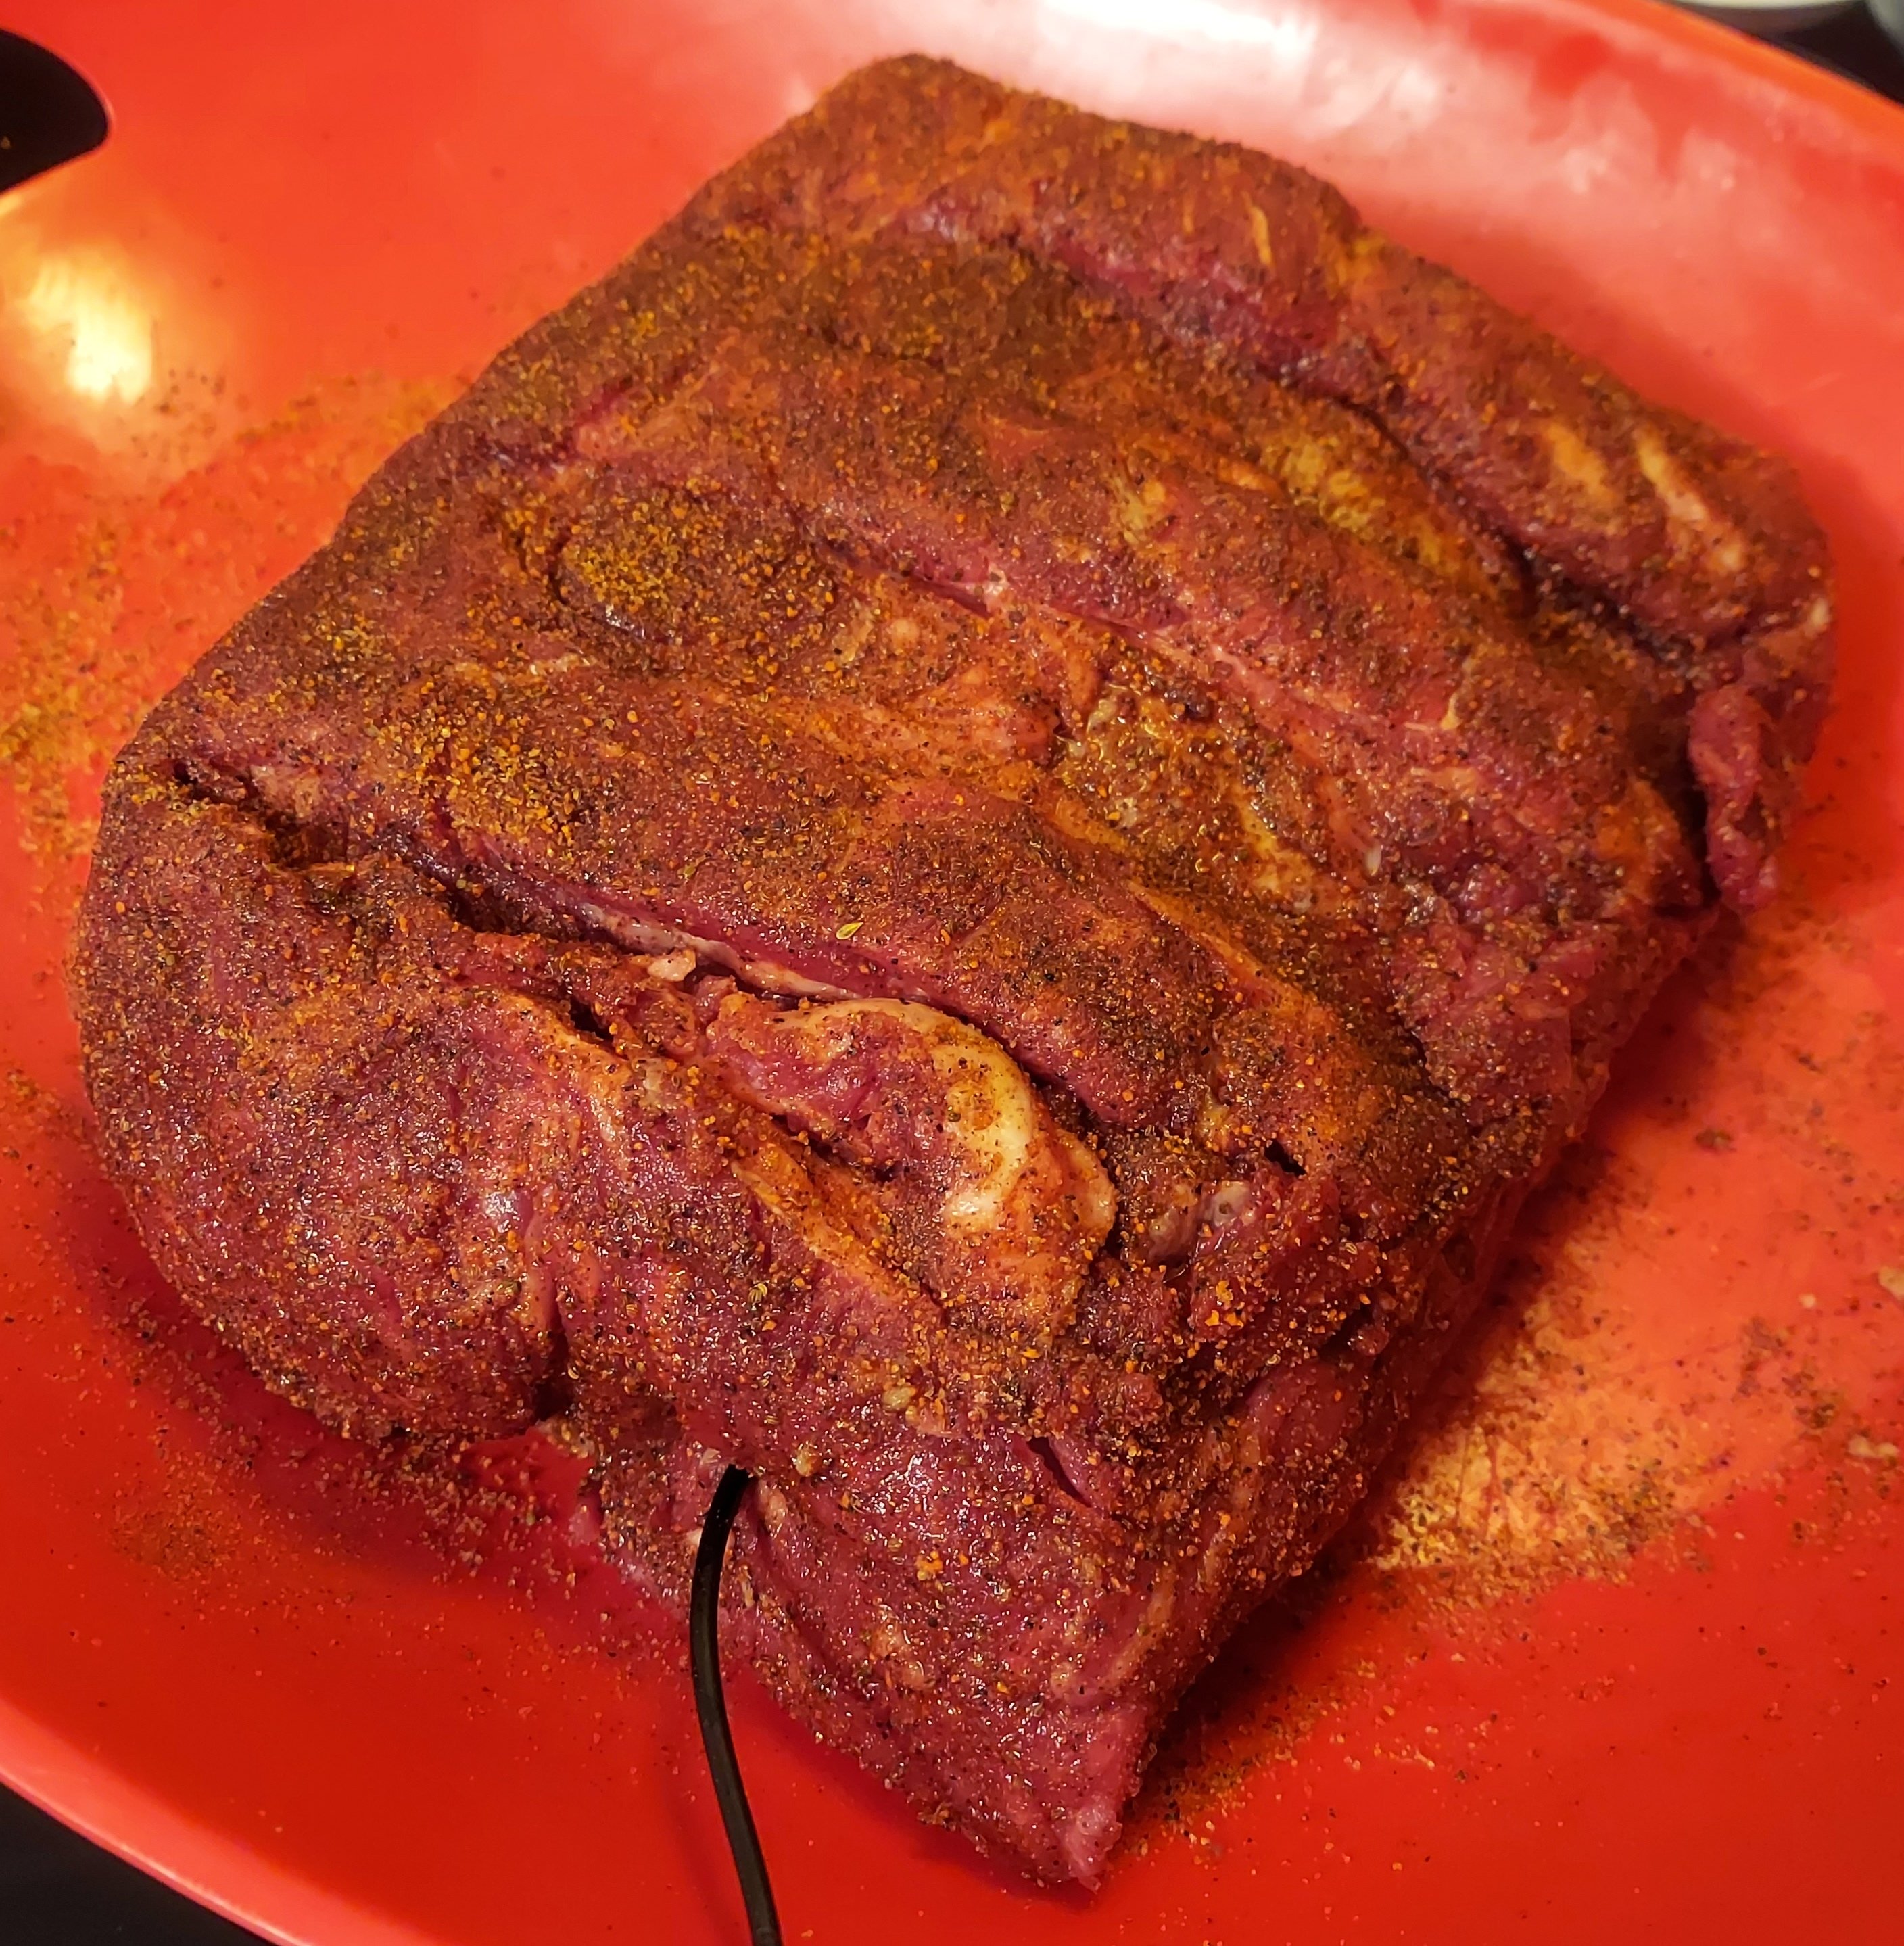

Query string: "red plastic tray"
[1, 3, 1900, 1941]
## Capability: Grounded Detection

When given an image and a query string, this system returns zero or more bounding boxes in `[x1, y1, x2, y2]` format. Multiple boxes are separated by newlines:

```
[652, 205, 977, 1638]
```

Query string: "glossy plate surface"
[1, 2, 1901, 1941]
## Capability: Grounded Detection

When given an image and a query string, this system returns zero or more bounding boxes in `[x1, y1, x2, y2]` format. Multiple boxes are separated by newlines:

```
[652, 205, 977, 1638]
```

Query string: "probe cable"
[690, 1465, 784, 1946]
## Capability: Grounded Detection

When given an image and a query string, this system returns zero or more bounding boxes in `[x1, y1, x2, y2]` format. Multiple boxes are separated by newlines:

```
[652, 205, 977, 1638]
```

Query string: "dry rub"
[72, 57, 1832, 1885]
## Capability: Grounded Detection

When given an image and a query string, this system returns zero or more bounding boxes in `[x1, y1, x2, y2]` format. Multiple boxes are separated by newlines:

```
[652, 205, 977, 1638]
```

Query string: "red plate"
[2, 2, 1900, 1941]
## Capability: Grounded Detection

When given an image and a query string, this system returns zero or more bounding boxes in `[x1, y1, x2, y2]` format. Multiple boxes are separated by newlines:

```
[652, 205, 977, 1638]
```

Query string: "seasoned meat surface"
[70, 57, 1832, 1886]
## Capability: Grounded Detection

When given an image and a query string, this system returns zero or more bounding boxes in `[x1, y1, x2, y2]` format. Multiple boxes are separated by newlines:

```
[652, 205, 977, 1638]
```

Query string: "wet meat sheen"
[70, 57, 1833, 1888]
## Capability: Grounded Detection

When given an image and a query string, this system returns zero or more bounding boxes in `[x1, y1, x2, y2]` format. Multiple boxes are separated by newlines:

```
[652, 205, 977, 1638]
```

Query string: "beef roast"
[69, 56, 1833, 1887]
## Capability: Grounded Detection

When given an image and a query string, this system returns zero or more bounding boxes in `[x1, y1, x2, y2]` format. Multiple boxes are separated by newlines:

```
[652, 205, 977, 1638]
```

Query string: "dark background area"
[2, 10, 1901, 1943]
[1778, 3, 1904, 99]
[0, 1786, 254, 1944]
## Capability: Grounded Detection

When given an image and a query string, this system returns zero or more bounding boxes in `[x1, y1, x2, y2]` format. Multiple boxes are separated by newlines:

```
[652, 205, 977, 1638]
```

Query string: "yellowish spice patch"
[0, 375, 456, 904]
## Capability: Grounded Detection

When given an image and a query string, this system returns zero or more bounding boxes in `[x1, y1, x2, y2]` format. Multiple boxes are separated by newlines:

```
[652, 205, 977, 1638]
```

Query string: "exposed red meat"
[70, 56, 1832, 1887]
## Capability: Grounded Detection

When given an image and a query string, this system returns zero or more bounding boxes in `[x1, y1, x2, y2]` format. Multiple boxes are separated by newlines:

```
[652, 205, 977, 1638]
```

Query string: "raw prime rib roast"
[72, 57, 1832, 1886]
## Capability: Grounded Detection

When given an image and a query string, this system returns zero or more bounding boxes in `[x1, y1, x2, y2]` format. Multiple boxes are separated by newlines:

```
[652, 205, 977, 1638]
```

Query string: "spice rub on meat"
[70, 57, 1832, 1887]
